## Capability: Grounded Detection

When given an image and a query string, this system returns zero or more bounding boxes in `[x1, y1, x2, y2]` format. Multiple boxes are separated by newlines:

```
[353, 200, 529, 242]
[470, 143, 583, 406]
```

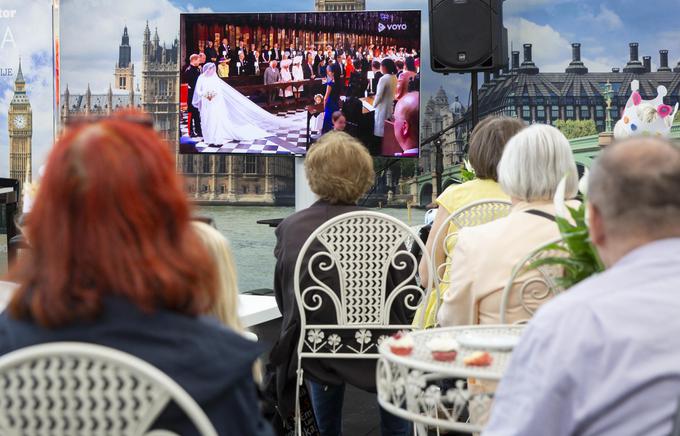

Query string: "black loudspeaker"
[429, 0, 508, 73]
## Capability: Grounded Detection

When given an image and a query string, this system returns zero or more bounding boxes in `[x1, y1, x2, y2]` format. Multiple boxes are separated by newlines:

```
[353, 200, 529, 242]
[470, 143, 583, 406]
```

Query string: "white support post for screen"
[295, 157, 316, 211]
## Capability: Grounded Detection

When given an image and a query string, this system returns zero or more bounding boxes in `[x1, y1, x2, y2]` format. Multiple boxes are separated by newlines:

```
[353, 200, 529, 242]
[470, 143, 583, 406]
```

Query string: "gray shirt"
[484, 238, 680, 436]
[263, 66, 280, 85]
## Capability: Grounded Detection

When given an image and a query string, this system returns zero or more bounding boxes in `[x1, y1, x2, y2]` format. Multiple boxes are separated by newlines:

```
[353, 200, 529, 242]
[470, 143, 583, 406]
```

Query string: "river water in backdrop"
[196, 206, 425, 293]
[0, 206, 425, 291]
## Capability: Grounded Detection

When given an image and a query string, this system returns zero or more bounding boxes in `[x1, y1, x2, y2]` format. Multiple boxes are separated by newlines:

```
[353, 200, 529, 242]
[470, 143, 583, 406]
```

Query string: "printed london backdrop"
[2, 0, 680, 178]
[59, 0, 680, 111]
[0, 0, 55, 180]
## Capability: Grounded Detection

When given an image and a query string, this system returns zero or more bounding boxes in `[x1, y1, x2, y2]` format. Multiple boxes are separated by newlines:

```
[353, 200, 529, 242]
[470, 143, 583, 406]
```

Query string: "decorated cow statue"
[614, 79, 679, 139]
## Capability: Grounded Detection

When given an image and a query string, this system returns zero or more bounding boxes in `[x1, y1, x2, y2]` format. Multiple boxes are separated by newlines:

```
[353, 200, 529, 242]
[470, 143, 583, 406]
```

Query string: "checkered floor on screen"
[180, 109, 319, 155]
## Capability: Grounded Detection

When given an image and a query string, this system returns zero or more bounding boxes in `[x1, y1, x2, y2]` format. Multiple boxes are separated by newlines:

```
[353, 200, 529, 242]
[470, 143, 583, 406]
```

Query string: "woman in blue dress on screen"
[322, 63, 342, 134]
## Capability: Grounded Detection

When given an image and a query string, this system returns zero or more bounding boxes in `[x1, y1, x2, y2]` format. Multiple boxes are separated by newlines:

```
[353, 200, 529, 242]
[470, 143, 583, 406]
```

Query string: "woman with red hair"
[1, 111, 272, 436]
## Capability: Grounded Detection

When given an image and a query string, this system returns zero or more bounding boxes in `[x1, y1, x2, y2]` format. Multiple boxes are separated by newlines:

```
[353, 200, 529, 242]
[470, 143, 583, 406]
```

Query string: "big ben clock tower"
[8, 59, 32, 197]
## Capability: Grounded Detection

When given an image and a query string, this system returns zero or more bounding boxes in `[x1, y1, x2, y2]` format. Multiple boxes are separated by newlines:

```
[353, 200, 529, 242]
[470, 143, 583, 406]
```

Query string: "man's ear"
[587, 202, 605, 248]
[399, 119, 409, 138]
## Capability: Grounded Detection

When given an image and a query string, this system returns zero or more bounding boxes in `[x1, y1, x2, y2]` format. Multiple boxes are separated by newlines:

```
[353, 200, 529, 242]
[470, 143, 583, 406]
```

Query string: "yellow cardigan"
[416, 179, 508, 328]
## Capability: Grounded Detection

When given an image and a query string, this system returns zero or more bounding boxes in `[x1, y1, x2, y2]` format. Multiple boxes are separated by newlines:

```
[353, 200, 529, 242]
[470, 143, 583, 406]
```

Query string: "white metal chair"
[671, 396, 680, 436]
[293, 211, 434, 435]
[0, 342, 218, 436]
[425, 199, 512, 325]
[499, 237, 568, 324]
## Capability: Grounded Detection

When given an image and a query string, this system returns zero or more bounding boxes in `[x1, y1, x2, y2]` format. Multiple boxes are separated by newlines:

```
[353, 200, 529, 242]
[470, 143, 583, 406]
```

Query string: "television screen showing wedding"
[179, 11, 421, 158]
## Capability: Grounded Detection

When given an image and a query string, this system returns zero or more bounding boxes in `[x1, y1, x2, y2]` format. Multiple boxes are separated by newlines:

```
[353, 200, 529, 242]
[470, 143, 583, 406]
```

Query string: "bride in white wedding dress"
[192, 63, 294, 144]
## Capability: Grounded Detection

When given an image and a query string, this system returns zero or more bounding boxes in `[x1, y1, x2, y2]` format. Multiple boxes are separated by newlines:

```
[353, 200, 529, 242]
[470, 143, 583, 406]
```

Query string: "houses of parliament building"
[61, 23, 295, 205]
[476, 42, 680, 129]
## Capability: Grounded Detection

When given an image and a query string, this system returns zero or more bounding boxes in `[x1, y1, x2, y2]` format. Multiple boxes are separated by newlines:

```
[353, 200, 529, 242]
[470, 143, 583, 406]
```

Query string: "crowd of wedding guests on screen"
[181, 39, 420, 151]
[0, 81, 679, 436]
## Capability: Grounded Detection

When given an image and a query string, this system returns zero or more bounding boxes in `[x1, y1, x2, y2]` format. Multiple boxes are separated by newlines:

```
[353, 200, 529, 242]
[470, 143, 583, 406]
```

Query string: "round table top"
[378, 324, 525, 381]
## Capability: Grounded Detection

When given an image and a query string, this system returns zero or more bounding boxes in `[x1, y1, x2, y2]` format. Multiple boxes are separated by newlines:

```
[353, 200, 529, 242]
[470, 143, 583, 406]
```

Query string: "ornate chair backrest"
[293, 211, 433, 359]
[431, 199, 512, 288]
[431, 199, 512, 293]
[499, 237, 568, 324]
[0, 342, 218, 436]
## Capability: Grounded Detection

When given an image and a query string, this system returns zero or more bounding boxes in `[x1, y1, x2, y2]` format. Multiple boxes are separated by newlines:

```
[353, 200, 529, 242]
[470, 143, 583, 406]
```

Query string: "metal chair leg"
[671, 397, 680, 436]
[295, 364, 304, 436]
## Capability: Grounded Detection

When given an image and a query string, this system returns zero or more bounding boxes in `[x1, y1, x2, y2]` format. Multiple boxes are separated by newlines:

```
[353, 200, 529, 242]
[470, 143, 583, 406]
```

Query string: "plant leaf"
[578, 168, 589, 197]
[553, 175, 568, 219]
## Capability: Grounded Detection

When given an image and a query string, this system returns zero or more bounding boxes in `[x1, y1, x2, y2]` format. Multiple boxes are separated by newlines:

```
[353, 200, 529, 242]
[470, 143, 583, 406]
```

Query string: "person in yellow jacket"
[415, 116, 525, 328]
[217, 57, 230, 78]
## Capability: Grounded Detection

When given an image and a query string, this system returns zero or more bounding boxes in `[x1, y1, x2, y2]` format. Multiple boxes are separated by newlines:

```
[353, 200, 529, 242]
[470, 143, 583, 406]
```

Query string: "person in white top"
[373, 58, 398, 138]
[279, 56, 293, 98]
[291, 56, 304, 99]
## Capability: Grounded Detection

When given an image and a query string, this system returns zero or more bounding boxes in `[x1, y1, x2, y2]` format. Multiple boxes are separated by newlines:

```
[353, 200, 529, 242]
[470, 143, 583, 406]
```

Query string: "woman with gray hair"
[437, 123, 579, 428]
[437, 123, 579, 328]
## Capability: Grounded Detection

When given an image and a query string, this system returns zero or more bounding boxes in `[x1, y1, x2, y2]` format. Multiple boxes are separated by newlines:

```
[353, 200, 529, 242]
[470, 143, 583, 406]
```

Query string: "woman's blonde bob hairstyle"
[192, 221, 261, 381]
[191, 221, 243, 332]
[305, 131, 375, 204]
[498, 123, 578, 202]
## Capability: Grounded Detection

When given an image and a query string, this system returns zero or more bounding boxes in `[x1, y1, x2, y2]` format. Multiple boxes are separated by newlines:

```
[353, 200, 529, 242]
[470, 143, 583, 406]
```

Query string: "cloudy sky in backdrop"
[2, 0, 679, 176]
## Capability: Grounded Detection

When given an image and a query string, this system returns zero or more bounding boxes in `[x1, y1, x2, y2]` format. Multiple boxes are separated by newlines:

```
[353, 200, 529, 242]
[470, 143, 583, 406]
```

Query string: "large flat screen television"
[179, 11, 421, 157]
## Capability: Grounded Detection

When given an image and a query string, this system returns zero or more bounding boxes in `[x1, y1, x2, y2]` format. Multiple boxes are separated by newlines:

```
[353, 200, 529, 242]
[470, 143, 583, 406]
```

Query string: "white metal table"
[238, 294, 281, 328]
[377, 325, 525, 434]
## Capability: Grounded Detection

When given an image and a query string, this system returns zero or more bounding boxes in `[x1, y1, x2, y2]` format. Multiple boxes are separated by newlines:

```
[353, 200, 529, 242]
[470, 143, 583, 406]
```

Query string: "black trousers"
[188, 104, 202, 136]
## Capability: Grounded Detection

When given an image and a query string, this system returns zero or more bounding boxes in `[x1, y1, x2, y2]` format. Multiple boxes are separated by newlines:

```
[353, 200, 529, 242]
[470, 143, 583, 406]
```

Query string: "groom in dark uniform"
[183, 54, 202, 137]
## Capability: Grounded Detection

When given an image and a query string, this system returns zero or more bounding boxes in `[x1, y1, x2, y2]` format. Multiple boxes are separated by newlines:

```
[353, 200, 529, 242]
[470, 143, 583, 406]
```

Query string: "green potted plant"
[530, 172, 605, 288]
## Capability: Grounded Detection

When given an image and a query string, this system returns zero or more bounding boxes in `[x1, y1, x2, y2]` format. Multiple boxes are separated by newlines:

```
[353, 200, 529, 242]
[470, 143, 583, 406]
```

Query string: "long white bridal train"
[192, 63, 295, 144]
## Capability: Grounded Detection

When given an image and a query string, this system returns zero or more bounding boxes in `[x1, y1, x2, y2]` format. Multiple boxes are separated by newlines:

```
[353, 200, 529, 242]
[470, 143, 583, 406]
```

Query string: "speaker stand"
[471, 72, 479, 128]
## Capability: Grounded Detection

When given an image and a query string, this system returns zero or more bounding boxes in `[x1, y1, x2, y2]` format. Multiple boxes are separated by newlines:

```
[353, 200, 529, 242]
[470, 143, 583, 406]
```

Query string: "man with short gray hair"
[587, 138, 680, 266]
[263, 60, 280, 107]
[484, 137, 680, 436]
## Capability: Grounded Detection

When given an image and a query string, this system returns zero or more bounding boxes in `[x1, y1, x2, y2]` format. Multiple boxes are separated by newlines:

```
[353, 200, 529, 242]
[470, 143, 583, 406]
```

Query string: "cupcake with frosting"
[426, 337, 459, 362]
[389, 331, 414, 356]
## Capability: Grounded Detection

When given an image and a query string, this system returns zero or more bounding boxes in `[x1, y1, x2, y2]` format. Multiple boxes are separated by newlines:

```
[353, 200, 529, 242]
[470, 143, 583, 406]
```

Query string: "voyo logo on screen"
[378, 22, 408, 33]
